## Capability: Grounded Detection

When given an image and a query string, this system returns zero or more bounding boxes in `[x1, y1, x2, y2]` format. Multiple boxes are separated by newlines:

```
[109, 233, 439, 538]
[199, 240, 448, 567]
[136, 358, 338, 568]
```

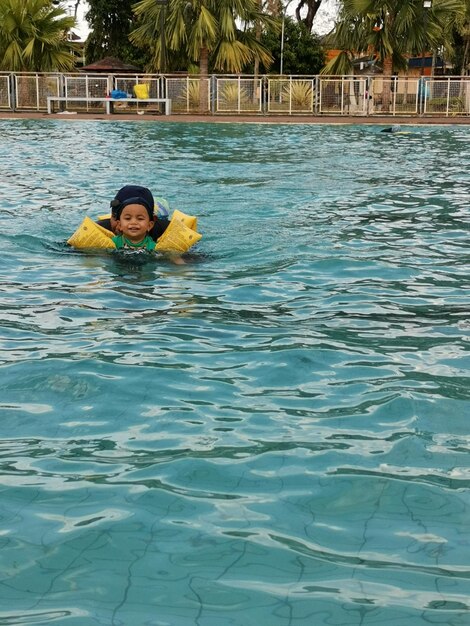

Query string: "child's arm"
[167, 253, 186, 265]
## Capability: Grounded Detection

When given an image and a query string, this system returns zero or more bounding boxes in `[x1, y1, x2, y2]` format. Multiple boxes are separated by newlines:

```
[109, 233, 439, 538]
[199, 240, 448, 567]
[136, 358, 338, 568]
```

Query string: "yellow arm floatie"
[68, 211, 202, 253]
[67, 216, 116, 249]
[155, 210, 202, 253]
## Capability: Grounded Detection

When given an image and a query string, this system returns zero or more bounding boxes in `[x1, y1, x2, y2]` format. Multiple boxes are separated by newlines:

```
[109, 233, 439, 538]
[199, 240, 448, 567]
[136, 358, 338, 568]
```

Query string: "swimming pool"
[1, 119, 469, 626]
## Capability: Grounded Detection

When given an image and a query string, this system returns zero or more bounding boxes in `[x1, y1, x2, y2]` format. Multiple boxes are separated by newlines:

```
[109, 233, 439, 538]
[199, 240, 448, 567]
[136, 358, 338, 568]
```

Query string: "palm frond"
[0, 0, 76, 71]
[321, 50, 354, 75]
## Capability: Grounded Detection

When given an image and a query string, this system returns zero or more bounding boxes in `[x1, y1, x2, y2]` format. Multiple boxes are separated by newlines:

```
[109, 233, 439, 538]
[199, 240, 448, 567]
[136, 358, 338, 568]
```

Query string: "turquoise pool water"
[0, 120, 469, 626]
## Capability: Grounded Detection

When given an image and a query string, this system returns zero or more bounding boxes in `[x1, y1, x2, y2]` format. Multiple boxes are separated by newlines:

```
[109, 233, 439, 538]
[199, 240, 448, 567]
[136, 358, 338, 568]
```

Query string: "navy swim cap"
[111, 185, 155, 219]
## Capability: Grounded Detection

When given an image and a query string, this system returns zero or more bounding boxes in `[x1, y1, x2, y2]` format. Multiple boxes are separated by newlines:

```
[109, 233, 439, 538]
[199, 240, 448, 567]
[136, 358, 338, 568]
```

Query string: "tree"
[254, 1, 282, 78]
[452, 0, 470, 74]
[261, 16, 324, 73]
[295, 0, 324, 32]
[0, 0, 77, 71]
[322, 0, 466, 108]
[52, 0, 81, 18]
[266, 0, 282, 14]
[131, 0, 279, 75]
[85, 0, 142, 65]
[71, 0, 81, 18]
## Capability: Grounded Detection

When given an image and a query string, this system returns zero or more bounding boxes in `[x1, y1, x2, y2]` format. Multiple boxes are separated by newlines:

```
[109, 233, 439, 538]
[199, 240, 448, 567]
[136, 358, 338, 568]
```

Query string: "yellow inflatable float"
[67, 208, 202, 253]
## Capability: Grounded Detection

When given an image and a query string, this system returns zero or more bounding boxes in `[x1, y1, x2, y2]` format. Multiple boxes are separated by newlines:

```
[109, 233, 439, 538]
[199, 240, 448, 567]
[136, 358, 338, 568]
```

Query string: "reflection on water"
[0, 120, 469, 626]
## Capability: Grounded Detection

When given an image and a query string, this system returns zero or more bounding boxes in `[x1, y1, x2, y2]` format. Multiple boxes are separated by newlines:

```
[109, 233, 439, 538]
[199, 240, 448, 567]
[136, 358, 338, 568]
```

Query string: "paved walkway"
[1, 111, 469, 125]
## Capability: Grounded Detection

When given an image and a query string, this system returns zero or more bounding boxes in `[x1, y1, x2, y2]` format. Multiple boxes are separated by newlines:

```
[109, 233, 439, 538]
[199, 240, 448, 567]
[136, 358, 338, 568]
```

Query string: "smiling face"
[117, 203, 154, 243]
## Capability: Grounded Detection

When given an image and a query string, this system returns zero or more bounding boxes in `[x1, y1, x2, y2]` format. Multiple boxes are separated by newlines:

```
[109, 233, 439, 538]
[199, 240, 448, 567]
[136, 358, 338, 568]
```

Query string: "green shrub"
[282, 80, 314, 108]
[218, 82, 250, 109]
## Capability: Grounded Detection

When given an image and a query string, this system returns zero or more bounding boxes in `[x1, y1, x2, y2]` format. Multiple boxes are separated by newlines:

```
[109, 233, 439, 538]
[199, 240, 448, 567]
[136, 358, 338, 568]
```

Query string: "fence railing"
[1, 72, 469, 117]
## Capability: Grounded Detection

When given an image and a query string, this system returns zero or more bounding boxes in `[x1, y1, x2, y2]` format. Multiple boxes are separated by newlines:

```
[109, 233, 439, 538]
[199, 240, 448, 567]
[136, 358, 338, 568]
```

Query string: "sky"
[313, 0, 339, 34]
[73, 0, 338, 40]
[74, 2, 90, 39]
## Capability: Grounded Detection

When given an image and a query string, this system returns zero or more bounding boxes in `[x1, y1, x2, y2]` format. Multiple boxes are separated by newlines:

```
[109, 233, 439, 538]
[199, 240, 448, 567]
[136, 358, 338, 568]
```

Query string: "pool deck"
[1, 111, 469, 125]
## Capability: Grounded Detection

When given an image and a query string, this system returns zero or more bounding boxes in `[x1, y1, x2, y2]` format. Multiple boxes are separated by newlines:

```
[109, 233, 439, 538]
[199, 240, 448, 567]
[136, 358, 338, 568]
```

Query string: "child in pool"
[112, 193, 186, 264]
[112, 198, 156, 250]
[97, 185, 169, 240]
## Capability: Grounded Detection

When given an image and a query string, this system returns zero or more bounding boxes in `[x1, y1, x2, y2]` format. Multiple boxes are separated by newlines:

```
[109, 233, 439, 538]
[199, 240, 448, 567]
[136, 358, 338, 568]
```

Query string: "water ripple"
[0, 120, 469, 626]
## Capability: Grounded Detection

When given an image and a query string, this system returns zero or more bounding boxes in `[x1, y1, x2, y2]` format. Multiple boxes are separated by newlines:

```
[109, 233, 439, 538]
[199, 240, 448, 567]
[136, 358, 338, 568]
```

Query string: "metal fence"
[0, 73, 11, 109]
[216, 77, 262, 113]
[166, 77, 211, 113]
[2, 72, 470, 117]
[14, 74, 60, 110]
[267, 78, 316, 114]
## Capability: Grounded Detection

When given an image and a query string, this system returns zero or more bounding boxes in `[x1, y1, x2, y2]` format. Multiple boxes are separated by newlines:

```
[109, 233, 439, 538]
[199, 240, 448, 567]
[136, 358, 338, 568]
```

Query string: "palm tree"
[131, 0, 278, 75]
[453, 0, 470, 74]
[0, 0, 77, 71]
[254, 1, 281, 85]
[322, 0, 466, 109]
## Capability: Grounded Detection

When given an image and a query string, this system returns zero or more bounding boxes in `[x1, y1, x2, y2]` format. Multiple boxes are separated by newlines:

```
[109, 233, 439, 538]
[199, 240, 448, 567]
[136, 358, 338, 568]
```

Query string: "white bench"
[47, 96, 172, 116]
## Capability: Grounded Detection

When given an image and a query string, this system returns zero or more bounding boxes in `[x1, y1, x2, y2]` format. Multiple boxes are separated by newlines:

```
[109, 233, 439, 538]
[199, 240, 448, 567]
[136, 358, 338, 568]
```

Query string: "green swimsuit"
[112, 235, 156, 251]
